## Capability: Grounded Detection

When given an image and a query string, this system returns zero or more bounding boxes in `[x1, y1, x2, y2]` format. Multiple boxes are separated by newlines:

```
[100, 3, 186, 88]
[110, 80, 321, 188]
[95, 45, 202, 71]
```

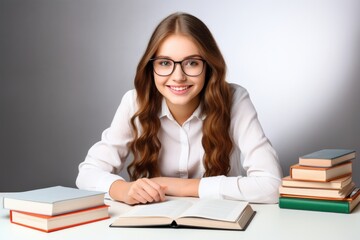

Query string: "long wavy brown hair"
[127, 12, 233, 180]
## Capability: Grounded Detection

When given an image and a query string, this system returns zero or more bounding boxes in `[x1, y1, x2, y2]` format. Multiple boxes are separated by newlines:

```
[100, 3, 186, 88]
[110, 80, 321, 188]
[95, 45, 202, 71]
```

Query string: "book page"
[119, 199, 193, 219]
[178, 199, 249, 222]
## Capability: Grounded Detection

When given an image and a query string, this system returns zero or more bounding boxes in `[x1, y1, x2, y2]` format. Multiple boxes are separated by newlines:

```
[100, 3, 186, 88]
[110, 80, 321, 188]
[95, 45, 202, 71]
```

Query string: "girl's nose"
[171, 63, 186, 81]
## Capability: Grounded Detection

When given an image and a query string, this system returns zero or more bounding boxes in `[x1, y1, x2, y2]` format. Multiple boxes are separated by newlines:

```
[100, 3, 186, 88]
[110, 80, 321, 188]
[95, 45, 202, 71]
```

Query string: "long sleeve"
[76, 90, 136, 192]
[198, 84, 283, 203]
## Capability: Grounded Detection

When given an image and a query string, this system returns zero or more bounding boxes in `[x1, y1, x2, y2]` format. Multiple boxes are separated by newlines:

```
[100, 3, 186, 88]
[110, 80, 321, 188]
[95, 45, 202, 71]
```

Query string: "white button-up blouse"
[76, 83, 283, 203]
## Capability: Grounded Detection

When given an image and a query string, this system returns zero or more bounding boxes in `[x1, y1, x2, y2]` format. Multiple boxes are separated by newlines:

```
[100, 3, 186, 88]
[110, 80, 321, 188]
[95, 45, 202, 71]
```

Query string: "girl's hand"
[109, 178, 166, 205]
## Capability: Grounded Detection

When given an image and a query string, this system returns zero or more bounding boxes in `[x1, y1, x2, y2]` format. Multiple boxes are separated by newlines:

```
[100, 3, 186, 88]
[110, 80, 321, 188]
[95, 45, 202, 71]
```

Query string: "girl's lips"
[167, 85, 193, 95]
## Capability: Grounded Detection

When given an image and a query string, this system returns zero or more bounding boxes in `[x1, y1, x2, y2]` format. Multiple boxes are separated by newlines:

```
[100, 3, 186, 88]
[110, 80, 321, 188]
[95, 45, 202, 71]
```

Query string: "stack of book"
[2, 186, 109, 232]
[279, 149, 360, 213]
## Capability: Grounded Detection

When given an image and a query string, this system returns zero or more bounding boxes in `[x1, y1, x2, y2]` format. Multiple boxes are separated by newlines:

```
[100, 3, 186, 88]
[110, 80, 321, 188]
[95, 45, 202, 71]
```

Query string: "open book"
[110, 198, 255, 230]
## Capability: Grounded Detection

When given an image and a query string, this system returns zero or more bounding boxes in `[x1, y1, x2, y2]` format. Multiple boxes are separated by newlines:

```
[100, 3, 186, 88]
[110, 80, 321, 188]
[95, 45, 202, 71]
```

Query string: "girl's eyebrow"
[154, 54, 203, 60]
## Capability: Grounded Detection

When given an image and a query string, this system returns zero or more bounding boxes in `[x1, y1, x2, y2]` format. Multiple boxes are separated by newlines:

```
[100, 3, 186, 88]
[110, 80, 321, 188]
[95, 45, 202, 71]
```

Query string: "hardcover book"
[299, 149, 355, 167]
[279, 188, 360, 213]
[279, 181, 355, 199]
[2, 186, 105, 216]
[10, 205, 110, 233]
[290, 161, 352, 182]
[281, 175, 352, 189]
[111, 198, 255, 230]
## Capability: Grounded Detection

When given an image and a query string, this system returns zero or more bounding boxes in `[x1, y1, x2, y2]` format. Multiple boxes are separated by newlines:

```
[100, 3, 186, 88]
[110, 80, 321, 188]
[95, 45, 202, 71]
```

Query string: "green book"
[279, 188, 360, 214]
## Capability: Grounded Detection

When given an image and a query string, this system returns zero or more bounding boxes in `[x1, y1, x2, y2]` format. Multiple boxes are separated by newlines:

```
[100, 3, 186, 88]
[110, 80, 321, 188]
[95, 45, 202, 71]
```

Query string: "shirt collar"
[158, 98, 206, 121]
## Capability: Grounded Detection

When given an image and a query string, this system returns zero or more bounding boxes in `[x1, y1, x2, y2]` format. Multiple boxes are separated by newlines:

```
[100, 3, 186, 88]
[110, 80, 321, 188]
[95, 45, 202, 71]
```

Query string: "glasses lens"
[152, 59, 174, 76]
[181, 59, 204, 76]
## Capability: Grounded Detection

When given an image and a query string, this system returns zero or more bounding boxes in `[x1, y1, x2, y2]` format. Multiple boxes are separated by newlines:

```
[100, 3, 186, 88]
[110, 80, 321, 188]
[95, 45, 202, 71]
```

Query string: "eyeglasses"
[150, 58, 206, 77]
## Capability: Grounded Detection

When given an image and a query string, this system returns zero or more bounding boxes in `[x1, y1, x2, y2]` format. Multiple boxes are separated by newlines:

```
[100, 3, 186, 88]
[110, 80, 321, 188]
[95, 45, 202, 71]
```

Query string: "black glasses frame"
[150, 58, 206, 77]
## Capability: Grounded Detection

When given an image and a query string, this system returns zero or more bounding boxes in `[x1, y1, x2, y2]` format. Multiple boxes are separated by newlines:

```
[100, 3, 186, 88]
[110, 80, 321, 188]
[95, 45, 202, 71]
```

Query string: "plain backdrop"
[1, 0, 359, 191]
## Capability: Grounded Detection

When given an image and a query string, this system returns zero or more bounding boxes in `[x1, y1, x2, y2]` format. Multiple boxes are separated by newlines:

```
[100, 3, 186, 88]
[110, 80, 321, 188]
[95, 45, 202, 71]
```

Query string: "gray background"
[1, 0, 359, 191]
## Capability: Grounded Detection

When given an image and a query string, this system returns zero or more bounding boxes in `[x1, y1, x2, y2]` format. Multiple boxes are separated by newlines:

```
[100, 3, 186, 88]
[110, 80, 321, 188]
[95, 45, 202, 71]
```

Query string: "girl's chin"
[165, 95, 200, 109]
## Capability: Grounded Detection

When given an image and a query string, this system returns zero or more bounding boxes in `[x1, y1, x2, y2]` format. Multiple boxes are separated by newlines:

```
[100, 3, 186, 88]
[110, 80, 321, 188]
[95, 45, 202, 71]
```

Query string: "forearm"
[151, 177, 200, 197]
[199, 175, 281, 203]
[76, 166, 123, 192]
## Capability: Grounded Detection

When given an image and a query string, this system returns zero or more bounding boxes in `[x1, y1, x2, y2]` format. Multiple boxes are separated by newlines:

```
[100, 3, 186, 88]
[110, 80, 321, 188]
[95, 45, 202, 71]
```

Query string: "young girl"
[76, 12, 282, 205]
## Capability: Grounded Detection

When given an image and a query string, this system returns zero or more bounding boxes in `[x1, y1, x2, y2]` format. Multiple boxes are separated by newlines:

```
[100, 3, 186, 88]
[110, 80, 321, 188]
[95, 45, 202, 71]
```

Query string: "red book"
[10, 205, 109, 233]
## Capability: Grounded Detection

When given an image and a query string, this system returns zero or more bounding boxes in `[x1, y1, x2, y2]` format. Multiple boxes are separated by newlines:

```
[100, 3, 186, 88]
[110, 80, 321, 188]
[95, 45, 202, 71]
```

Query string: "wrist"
[109, 179, 129, 202]
[151, 177, 200, 197]
[183, 178, 200, 197]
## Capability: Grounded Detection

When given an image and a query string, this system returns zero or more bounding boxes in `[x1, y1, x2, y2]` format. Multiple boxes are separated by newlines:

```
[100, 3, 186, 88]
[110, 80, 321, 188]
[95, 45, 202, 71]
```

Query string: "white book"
[2, 186, 105, 216]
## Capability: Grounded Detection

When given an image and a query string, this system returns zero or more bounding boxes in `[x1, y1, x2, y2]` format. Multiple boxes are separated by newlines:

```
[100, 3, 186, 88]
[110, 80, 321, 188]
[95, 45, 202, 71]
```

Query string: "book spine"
[10, 210, 110, 233]
[279, 197, 350, 213]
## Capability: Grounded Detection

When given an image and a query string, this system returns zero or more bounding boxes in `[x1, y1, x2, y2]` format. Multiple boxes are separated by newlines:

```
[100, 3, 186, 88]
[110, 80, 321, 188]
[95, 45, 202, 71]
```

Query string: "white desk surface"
[1, 196, 359, 240]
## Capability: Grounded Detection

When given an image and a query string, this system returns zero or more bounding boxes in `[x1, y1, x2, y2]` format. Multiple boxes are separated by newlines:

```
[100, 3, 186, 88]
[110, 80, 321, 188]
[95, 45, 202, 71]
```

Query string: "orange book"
[290, 161, 352, 182]
[10, 205, 109, 233]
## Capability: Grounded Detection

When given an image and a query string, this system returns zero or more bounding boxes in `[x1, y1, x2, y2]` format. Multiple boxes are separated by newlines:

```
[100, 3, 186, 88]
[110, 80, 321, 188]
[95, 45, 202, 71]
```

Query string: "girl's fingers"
[142, 178, 166, 201]
[129, 178, 165, 204]
[134, 189, 153, 203]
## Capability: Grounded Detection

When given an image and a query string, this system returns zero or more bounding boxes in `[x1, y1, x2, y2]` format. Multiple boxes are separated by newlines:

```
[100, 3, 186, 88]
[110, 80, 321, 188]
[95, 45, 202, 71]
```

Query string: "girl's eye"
[184, 59, 200, 67]
[158, 60, 172, 67]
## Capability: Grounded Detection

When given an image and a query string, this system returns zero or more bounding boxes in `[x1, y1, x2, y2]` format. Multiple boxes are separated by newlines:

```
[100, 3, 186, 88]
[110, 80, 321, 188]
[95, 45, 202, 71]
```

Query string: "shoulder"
[113, 89, 138, 117]
[119, 89, 138, 109]
[228, 83, 250, 102]
[228, 83, 257, 116]
[121, 89, 137, 103]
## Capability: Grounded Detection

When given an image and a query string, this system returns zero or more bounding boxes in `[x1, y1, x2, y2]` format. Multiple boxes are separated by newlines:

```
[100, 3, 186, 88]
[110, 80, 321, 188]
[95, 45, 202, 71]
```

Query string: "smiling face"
[153, 34, 206, 120]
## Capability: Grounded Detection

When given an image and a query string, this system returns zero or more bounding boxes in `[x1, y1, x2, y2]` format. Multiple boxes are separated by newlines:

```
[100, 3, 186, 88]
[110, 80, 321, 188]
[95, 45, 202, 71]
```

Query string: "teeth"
[170, 86, 189, 91]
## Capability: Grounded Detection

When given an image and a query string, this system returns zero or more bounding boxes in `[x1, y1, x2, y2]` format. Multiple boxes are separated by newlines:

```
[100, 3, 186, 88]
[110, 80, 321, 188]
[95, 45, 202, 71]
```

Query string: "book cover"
[111, 199, 255, 230]
[290, 161, 352, 182]
[281, 175, 352, 189]
[3, 186, 105, 216]
[10, 205, 110, 233]
[279, 188, 360, 213]
[299, 149, 355, 167]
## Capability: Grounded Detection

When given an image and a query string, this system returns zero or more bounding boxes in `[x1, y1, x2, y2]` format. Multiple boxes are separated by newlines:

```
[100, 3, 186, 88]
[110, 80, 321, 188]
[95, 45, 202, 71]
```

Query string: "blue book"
[299, 149, 355, 167]
[2, 186, 105, 216]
